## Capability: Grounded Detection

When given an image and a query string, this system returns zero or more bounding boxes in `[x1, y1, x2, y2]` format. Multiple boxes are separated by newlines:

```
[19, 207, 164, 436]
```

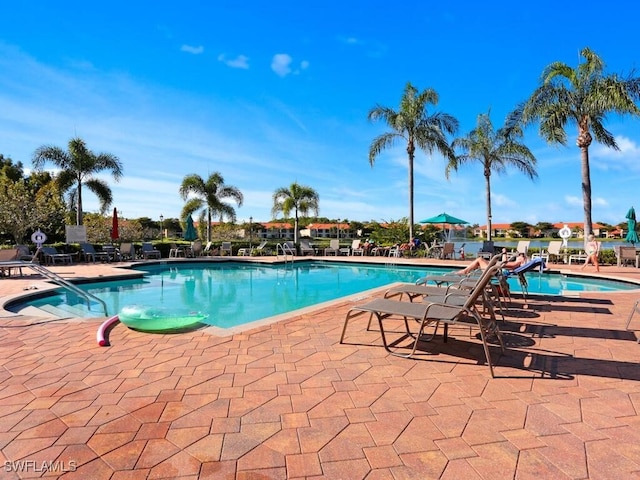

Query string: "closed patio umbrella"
[626, 207, 639, 245]
[111, 208, 119, 242]
[184, 215, 198, 242]
[419, 212, 468, 241]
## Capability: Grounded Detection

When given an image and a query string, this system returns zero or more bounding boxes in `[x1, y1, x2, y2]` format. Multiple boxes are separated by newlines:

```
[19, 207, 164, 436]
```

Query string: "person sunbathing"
[457, 251, 526, 275]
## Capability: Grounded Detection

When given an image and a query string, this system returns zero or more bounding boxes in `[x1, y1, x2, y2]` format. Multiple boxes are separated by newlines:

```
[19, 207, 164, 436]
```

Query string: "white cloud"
[565, 195, 582, 206]
[271, 54, 292, 77]
[217, 54, 249, 69]
[180, 44, 204, 55]
[270, 54, 310, 77]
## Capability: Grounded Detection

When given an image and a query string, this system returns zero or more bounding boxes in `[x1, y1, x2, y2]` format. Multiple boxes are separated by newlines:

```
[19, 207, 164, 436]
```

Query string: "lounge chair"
[440, 242, 455, 260]
[324, 239, 340, 256]
[534, 240, 563, 263]
[190, 240, 203, 257]
[625, 300, 640, 344]
[169, 243, 185, 258]
[220, 242, 233, 256]
[349, 239, 364, 256]
[503, 257, 547, 301]
[340, 263, 505, 377]
[251, 240, 271, 256]
[118, 243, 135, 261]
[615, 246, 638, 267]
[15, 245, 34, 261]
[299, 239, 316, 256]
[513, 240, 530, 257]
[0, 248, 20, 277]
[477, 240, 494, 259]
[80, 243, 111, 263]
[40, 246, 74, 265]
[141, 242, 161, 259]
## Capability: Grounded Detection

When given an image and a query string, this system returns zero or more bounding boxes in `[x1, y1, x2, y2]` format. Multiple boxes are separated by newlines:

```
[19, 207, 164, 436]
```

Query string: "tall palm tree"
[368, 82, 458, 241]
[508, 47, 640, 237]
[32, 137, 123, 225]
[179, 172, 243, 242]
[447, 111, 537, 241]
[271, 182, 319, 245]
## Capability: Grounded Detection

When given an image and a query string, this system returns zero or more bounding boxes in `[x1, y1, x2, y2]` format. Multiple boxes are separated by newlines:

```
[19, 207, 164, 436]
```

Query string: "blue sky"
[1, 1, 640, 228]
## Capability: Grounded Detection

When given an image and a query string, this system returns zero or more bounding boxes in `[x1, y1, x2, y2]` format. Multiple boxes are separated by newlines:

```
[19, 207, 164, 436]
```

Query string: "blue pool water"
[14, 261, 638, 328]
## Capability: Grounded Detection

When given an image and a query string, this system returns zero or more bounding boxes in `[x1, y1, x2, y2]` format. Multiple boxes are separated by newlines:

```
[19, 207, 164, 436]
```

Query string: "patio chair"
[616, 246, 638, 267]
[568, 251, 588, 265]
[624, 299, 640, 344]
[299, 238, 316, 256]
[513, 240, 530, 257]
[0, 248, 20, 277]
[535, 240, 563, 263]
[141, 242, 161, 259]
[220, 242, 233, 256]
[340, 263, 505, 377]
[324, 239, 340, 256]
[40, 246, 74, 265]
[440, 242, 455, 260]
[250, 240, 271, 255]
[169, 243, 185, 258]
[349, 239, 364, 256]
[118, 243, 135, 261]
[190, 240, 203, 257]
[477, 240, 494, 259]
[80, 243, 111, 263]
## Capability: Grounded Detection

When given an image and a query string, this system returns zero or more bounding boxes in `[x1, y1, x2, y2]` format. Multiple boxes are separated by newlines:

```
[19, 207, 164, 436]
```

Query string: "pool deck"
[1, 256, 640, 479]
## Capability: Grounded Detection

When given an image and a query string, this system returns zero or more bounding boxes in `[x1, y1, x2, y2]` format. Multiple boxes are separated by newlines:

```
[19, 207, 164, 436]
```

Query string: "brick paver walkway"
[1, 257, 639, 479]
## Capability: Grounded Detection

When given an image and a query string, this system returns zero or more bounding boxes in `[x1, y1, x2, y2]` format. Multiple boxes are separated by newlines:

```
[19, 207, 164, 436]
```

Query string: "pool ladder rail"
[276, 242, 295, 263]
[8, 251, 108, 317]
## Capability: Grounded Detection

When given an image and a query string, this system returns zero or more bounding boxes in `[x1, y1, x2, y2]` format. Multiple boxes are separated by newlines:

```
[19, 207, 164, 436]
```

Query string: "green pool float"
[118, 305, 208, 333]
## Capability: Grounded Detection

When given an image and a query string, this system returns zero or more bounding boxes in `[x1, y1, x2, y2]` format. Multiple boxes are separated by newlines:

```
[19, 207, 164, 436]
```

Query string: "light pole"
[159, 214, 164, 241]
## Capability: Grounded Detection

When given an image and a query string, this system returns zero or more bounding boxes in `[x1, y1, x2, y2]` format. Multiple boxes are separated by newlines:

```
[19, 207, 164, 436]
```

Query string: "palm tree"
[32, 137, 123, 225]
[508, 47, 640, 237]
[446, 112, 537, 241]
[271, 182, 319, 245]
[179, 172, 243, 242]
[368, 82, 458, 241]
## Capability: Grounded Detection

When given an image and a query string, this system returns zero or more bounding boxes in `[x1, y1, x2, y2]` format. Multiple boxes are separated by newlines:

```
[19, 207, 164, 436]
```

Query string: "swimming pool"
[11, 261, 638, 329]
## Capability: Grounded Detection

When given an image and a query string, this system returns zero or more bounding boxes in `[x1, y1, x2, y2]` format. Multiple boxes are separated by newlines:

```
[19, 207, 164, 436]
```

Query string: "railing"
[12, 259, 108, 316]
[276, 243, 295, 263]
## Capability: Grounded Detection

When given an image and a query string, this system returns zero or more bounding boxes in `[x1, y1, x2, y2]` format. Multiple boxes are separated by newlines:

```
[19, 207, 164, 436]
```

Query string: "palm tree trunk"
[408, 151, 415, 242]
[206, 208, 212, 242]
[581, 146, 593, 237]
[76, 182, 83, 225]
[485, 172, 492, 241]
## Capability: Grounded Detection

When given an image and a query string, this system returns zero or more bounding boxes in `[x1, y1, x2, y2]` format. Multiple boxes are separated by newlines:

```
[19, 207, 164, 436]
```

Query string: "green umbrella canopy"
[626, 207, 639, 244]
[419, 212, 468, 242]
[183, 215, 198, 242]
[419, 212, 468, 225]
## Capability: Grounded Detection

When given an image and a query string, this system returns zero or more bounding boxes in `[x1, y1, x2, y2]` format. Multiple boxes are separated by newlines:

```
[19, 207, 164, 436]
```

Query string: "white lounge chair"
[324, 239, 340, 256]
[350, 240, 364, 256]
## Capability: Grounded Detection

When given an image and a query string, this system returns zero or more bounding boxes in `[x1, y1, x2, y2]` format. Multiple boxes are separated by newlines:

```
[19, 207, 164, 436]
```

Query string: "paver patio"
[1, 257, 639, 479]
